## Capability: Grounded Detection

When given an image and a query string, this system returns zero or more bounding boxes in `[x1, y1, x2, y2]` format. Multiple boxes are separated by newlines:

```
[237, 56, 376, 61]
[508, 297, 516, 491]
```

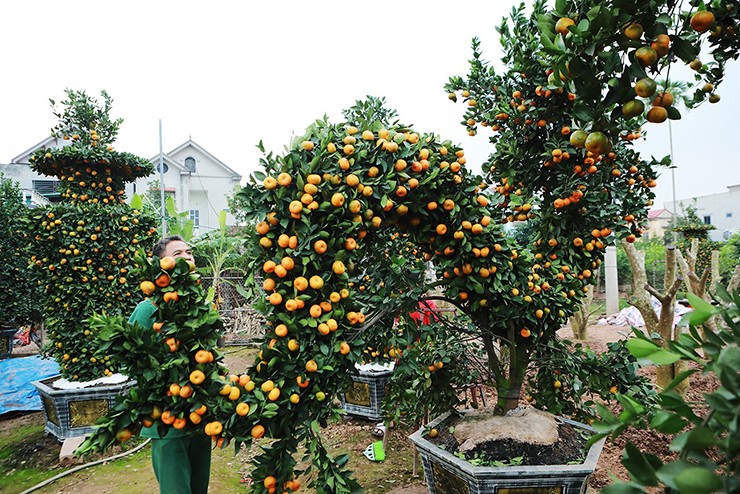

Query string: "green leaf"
[622, 443, 659, 486]
[626, 338, 680, 364]
[218, 210, 227, 231]
[165, 196, 178, 217]
[130, 194, 143, 210]
[625, 338, 661, 357]
[600, 482, 645, 494]
[671, 37, 700, 63]
[647, 349, 681, 365]
[684, 294, 719, 325]
[666, 106, 682, 120]
[670, 426, 716, 453]
[662, 368, 697, 393]
[650, 411, 687, 434]
[673, 467, 723, 494]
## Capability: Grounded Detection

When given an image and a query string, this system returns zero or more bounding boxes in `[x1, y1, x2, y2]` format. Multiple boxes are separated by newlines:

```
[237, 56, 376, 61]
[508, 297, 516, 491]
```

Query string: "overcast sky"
[1, 1, 737, 210]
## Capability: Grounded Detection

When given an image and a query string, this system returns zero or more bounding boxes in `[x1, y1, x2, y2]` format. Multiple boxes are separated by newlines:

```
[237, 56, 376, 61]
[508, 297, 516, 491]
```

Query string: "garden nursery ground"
[0, 323, 718, 493]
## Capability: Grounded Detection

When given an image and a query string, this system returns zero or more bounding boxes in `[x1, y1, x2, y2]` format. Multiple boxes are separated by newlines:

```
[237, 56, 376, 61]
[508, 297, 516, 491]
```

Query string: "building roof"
[151, 139, 241, 180]
[11, 136, 71, 164]
[648, 208, 674, 219]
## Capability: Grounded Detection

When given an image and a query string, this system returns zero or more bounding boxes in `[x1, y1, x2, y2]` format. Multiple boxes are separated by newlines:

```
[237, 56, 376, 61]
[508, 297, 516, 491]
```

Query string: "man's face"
[163, 240, 194, 265]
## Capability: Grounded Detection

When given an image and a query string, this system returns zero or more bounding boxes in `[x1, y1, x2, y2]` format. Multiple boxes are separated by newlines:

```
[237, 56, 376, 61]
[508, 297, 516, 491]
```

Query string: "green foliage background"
[0, 175, 43, 326]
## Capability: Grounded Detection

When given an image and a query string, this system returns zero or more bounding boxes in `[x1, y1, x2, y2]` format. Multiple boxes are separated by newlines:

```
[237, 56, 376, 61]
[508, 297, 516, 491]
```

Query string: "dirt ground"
[1, 323, 718, 493]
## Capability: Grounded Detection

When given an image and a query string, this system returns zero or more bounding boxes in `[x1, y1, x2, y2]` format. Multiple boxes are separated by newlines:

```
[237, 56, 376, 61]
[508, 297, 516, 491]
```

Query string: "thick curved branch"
[710, 251, 720, 296]
[423, 295, 470, 317]
[665, 278, 684, 300]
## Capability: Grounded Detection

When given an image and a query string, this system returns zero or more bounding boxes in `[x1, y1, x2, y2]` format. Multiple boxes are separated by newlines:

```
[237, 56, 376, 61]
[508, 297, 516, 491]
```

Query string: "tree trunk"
[729, 265, 740, 292]
[569, 285, 595, 340]
[622, 241, 685, 394]
[710, 251, 720, 298]
[622, 242, 659, 332]
[675, 247, 717, 334]
[492, 323, 530, 414]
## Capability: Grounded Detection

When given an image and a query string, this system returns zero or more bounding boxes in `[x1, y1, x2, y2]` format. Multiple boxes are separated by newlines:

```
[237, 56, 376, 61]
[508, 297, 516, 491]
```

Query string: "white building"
[2, 138, 242, 235]
[665, 184, 740, 242]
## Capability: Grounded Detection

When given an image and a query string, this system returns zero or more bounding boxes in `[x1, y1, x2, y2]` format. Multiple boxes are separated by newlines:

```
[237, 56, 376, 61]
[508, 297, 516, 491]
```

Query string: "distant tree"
[226, 184, 254, 227]
[140, 181, 194, 240]
[0, 174, 43, 326]
[719, 231, 740, 284]
[675, 201, 718, 278]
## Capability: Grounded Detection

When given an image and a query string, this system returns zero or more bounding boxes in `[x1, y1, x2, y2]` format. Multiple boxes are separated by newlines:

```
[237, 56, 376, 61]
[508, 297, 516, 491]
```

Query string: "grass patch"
[0, 421, 46, 458]
[0, 418, 65, 494]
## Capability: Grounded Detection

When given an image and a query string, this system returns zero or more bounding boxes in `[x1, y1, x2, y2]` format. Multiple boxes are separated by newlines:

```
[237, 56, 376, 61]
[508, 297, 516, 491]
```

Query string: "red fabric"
[14, 328, 30, 346]
[409, 300, 438, 325]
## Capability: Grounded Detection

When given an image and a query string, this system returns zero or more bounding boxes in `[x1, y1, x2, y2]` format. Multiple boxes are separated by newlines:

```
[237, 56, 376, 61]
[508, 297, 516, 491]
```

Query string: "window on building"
[190, 209, 200, 227]
[184, 157, 196, 173]
[727, 212, 733, 219]
[703, 215, 711, 225]
[32, 180, 60, 195]
[156, 163, 169, 174]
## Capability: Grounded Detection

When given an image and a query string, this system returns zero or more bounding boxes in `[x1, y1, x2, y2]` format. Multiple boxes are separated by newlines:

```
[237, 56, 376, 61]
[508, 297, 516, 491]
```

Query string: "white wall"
[666, 185, 740, 241]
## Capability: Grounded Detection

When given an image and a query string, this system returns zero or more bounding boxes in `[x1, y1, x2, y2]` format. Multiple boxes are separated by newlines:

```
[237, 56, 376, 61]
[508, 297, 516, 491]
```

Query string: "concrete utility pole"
[605, 245, 619, 315]
[669, 119, 678, 246]
[159, 119, 167, 235]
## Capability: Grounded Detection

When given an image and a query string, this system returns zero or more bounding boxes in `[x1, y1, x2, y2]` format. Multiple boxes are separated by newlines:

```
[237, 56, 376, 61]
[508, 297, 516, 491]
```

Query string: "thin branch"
[666, 278, 684, 300]
[423, 295, 470, 316]
[698, 266, 710, 295]
[644, 284, 667, 302]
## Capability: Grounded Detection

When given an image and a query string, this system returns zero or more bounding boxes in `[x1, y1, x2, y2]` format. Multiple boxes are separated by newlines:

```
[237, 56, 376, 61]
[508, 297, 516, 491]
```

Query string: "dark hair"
[153, 235, 186, 257]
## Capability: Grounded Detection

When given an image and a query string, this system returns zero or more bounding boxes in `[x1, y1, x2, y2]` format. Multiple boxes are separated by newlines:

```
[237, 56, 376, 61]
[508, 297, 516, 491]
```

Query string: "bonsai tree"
[26, 89, 157, 381]
[214, 0, 738, 489]
[234, 0, 739, 489]
[0, 174, 42, 328]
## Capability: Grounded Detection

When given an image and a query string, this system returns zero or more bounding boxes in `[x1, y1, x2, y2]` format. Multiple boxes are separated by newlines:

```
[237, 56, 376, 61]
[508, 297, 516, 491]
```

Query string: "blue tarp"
[0, 355, 60, 415]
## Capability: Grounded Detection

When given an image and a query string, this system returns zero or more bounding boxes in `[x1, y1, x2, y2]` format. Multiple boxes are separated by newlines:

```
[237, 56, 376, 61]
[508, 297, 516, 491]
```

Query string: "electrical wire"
[194, 171, 230, 233]
[19, 438, 151, 494]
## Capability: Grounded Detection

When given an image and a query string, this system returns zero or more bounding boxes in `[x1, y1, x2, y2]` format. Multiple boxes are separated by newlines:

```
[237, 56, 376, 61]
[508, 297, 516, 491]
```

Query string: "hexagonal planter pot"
[340, 365, 394, 421]
[409, 410, 606, 494]
[32, 376, 135, 442]
[0, 327, 17, 359]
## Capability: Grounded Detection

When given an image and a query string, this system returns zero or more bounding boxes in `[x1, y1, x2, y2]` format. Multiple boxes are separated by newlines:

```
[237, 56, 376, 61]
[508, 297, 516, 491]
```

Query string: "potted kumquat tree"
[229, 1, 738, 491]
[26, 89, 157, 441]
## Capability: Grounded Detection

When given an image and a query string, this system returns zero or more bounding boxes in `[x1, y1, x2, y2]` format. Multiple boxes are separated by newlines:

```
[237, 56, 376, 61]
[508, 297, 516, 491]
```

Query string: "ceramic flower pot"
[0, 327, 17, 359]
[409, 410, 606, 494]
[340, 364, 394, 421]
[32, 376, 135, 442]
